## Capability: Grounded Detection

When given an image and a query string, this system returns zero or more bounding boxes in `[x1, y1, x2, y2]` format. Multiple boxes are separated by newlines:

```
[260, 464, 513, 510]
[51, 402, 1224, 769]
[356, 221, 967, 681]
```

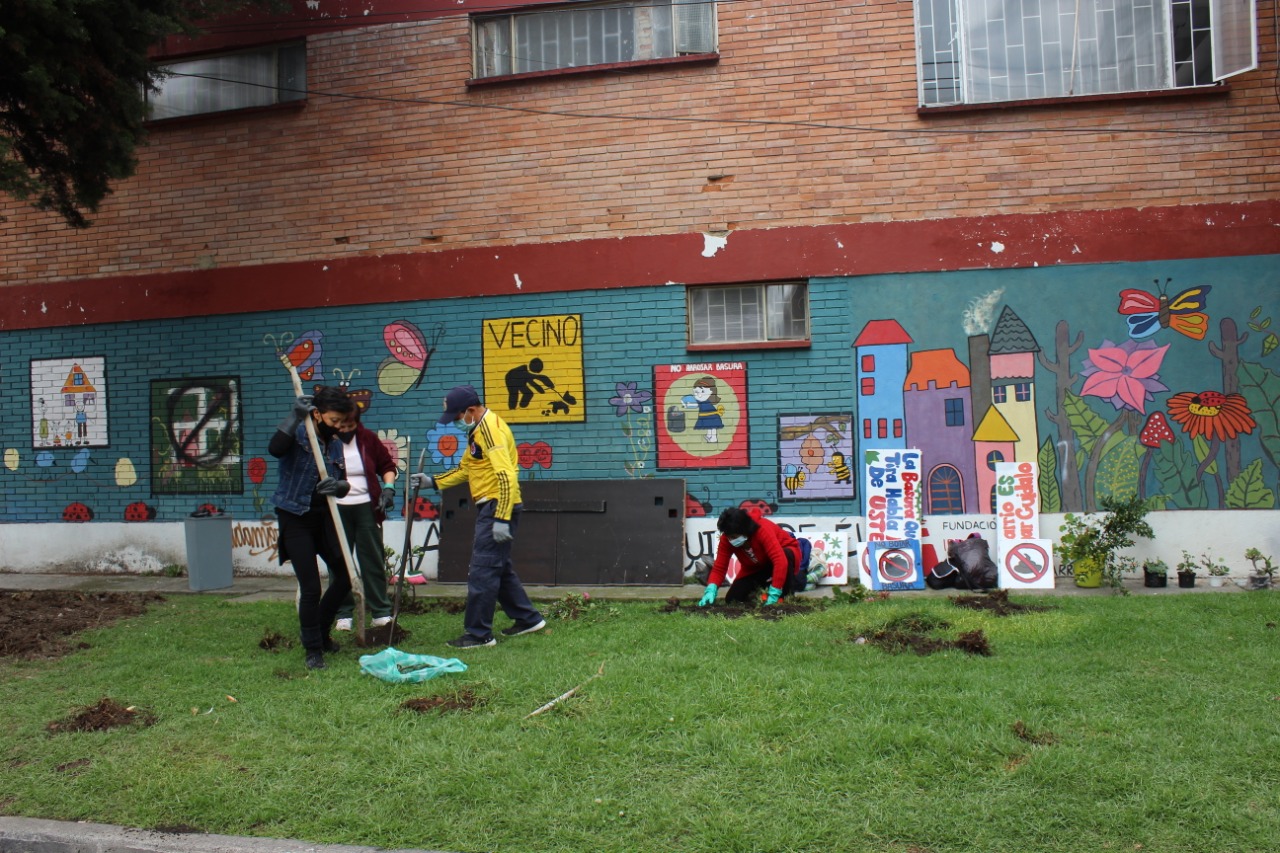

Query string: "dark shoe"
[323, 637, 340, 654]
[305, 650, 327, 670]
[500, 619, 546, 637]
[446, 634, 496, 649]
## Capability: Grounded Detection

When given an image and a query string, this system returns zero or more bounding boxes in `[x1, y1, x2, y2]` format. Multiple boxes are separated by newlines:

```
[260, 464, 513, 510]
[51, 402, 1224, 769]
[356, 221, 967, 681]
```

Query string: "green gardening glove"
[763, 585, 783, 606]
[698, 583, 718, 607]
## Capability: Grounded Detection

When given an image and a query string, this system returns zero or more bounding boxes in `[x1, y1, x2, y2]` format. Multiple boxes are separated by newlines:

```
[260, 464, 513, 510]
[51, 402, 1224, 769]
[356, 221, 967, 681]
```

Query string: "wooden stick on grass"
[524, 663, 605, 719]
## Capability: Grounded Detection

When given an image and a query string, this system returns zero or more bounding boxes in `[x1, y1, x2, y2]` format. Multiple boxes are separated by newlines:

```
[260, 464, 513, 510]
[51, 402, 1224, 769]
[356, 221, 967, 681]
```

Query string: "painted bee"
[827, 451, 852, 484]
[783, 464, 807, 495]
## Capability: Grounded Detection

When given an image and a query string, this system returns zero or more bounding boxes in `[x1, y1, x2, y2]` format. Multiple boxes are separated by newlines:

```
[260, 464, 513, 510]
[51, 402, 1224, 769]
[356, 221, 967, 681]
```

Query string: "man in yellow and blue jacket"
[411, 385, 545, 648]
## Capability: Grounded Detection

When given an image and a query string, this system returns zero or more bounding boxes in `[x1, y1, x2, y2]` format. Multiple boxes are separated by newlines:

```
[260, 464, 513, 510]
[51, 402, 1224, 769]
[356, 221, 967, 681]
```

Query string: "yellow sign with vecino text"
[482, 314, 584, 423]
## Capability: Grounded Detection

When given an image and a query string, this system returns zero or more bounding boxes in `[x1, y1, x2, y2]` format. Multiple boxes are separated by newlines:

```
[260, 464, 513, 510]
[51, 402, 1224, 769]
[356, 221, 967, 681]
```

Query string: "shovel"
[386, 447, 428, 643]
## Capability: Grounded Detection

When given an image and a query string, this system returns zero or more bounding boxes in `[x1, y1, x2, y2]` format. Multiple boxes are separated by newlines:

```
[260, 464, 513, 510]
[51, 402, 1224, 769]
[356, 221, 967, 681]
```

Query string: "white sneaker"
[371, 616, 393, 628]
[335, 618, 354, 632]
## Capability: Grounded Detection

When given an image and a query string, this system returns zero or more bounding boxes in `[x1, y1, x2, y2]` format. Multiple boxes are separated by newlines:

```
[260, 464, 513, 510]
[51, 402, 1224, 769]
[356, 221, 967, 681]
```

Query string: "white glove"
[492, 520, 512, 543]
[409, 473, 435, 491]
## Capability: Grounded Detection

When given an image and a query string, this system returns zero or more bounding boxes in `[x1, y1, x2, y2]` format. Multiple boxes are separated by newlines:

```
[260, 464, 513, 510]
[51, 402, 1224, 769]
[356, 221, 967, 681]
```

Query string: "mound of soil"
[353, 623, 412, 647]
[856, 612, 992, 656]
[0, 590, 164, 660]
[952, 589, 1054, 616]
[658, 597, 817, 620]
[47, 697, 157, 733]
[401, 688, 484, 715]
[258, 629, 294, 651]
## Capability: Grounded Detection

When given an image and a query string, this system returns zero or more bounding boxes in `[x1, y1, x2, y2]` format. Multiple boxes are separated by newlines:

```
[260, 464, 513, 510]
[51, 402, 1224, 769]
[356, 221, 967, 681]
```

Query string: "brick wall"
[2, 0, 1277, 284]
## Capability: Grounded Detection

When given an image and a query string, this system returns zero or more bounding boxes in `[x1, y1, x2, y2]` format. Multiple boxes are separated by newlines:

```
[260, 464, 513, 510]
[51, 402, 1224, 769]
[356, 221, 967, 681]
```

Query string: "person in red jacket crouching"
[698, 507, 805, 607]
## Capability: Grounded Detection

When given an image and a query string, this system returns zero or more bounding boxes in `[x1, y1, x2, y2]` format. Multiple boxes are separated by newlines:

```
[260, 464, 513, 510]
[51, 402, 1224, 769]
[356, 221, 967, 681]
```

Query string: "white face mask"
[728, 535, 748, 548]
[461, 411, 479, 434]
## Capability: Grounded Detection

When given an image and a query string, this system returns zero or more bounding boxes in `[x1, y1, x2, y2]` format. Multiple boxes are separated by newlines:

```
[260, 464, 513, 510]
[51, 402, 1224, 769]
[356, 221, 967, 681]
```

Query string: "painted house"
[903, 348, 978, 515]
[0, 0, 1276, 575]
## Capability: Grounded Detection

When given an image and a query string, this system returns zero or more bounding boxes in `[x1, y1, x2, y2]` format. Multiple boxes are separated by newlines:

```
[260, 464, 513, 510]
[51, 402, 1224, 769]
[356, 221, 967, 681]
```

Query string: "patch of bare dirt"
[258, 629, 294, 651]
[658, 597, 817, 620]
[855, 612, 992, 656]
[952, 589, 1055, 616]
[47, 697, 157, 733]
[401, 688, 484, 715]
[1012, 719, 1058, 745]
[0, 590, 164, 660]
[353, 623, 412, 648]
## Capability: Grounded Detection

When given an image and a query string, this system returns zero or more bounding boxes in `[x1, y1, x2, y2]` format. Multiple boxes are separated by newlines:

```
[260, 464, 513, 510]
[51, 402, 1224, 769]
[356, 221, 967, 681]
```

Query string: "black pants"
[725, 550, 798, 603]
[277, 506, 352, 650]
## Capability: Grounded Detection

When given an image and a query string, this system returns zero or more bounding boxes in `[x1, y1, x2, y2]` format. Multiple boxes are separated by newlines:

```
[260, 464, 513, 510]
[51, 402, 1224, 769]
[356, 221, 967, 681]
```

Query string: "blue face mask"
[728, 535, 748, 548]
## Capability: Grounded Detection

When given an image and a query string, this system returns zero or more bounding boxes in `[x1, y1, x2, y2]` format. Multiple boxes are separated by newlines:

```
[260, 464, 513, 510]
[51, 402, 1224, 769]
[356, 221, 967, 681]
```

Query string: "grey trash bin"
[184, 510, 234, 591]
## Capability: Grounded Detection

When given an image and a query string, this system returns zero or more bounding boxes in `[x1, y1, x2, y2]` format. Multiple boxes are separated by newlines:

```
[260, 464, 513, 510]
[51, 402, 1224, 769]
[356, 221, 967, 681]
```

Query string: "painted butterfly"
[1118, 279, 1211, 340]
[378, 321, 443, 397]
[324, 368, 373, 413]
[265, 331, 324, 382]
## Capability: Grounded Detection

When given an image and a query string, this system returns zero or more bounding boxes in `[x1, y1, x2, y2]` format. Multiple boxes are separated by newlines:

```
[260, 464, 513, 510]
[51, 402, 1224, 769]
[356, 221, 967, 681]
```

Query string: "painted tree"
[1037, 321, 1084, 511]
[1207, 316, 1248, 483]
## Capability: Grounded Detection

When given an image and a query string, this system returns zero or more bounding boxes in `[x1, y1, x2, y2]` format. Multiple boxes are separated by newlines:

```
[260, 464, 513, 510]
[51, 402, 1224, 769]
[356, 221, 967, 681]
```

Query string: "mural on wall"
[378, 321, 443, 397]
[851, 264, 1280, 517]
[608, 380, 654, 477]
[264, 330, 323, 382]
[328, 367, 373, 412]
[778, 413, 855, 500]
[483, 314, 583, 422]
[32, 357, 108, 448]
[149, 377, 243, 495]
[654, 362, 748, 469]
[518, 441, 555, 478]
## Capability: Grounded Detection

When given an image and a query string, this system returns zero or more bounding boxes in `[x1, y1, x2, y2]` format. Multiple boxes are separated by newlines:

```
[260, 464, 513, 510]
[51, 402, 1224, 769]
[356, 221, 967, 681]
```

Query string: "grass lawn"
[1, 590, 1278, 852]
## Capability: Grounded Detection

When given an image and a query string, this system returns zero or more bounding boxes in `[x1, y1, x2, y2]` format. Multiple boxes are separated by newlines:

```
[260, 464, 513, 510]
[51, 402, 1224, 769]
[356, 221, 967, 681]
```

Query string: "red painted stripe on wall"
[4, 201, 1277, 331]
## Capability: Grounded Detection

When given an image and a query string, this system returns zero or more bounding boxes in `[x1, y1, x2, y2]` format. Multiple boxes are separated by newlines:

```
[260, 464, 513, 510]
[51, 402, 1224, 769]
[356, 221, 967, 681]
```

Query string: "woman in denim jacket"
[270, 386, 356, 670]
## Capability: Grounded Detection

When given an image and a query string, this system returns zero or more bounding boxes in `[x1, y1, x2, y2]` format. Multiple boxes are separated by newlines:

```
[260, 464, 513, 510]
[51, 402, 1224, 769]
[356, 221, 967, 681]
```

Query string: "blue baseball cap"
[438, 385, 481, 424]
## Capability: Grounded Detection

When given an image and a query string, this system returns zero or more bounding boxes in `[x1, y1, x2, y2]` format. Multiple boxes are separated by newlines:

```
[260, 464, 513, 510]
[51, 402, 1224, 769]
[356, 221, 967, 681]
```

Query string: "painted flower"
[1079, 339, 1169, 413]
[424, 423, 464, 466]
[609, 381, 652, 417]
[1166, 390, 1257, 441]
[377, 428, 410, 473]
[247, 457, 267, 485]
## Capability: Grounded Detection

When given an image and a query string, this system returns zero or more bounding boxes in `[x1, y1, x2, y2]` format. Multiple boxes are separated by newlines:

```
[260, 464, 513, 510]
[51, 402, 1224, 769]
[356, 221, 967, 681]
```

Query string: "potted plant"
[1201, 551, 1230, 588]
[1056, 494, 1155, 589]
[1245, 548, 1274, 591]
[1142, 558, 1169, 588]
[1176, 550, 1197, 588]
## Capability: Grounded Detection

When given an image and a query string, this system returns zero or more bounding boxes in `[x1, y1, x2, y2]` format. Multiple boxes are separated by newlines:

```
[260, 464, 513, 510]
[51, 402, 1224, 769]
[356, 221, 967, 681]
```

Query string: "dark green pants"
[336, 501, 392, 619]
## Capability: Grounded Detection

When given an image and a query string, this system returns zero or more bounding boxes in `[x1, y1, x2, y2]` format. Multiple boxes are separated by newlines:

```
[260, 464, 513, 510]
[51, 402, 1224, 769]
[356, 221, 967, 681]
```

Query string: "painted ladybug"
[62, 502, 94, 522]
[685, 493, 710, 518]
[411, 496, 438, 521]
[123, 502, 157, 521]
[739, 498, 776, 517]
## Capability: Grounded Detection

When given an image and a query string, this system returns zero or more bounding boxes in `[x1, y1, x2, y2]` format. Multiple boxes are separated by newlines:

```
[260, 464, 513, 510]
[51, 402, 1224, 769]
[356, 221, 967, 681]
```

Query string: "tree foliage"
[1, 0, 248, 228]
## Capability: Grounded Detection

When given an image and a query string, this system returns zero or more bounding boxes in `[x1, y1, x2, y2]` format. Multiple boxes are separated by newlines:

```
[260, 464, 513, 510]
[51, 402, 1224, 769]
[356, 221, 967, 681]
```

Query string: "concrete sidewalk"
[0, 816, 448, 853]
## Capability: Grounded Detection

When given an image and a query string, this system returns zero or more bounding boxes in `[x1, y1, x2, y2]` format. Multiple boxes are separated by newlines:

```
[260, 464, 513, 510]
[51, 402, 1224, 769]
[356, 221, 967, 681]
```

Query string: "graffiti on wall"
[32, 357, 108, 448]
[654, 362, 748, 469]
[150, 377, 243, 495]
[483, 314, 583, 422]
[608, 380, 654, 477]
[851, 267, 1279, 516]
[778, 413, 854, 499]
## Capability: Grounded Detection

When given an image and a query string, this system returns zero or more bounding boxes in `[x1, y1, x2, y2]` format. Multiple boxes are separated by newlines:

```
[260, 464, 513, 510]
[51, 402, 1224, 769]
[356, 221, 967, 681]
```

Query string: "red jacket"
[351, 423, 397, 524]
[708, 513, 801, 590]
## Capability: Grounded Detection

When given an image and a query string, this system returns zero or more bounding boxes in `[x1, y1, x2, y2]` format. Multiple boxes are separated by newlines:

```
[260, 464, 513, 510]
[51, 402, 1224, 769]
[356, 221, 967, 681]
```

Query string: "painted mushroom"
[1137, 411, 1176, 498]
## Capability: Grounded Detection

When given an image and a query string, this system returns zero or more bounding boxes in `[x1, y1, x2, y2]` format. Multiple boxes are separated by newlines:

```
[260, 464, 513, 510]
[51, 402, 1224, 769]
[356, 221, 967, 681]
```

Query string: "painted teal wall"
[2, 256, 1276, 525]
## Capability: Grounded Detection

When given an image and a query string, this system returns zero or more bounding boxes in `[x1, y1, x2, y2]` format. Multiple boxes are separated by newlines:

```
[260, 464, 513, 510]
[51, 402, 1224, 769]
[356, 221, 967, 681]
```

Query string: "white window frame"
[914, 0, 1257, 106]
[687, 282, 810, 347]
[472, 0, 717, 80]
[147, 43, 306, 121]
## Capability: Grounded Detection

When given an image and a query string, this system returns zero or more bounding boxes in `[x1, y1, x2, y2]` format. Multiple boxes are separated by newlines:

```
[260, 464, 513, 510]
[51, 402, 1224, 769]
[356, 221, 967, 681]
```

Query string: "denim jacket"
[270, 422, 346, 516]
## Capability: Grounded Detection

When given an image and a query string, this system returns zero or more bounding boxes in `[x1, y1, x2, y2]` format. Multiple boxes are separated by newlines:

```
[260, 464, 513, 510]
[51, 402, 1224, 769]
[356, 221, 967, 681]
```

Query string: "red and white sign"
[995, 461, 1039, 557]
[998, 538, 1055, 589]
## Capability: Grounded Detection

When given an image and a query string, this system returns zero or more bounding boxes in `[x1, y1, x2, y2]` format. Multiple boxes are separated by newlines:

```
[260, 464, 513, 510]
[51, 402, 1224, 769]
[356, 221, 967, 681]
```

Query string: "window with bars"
[148, 44, 306, 120]
[915, 0, 1257, 106]
[473, 0, 716, 79]
[687, 282, 809, 346]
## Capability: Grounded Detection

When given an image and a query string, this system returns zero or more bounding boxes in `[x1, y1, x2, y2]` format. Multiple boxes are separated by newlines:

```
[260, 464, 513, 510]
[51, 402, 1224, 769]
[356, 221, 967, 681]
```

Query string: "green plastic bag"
[358, 647, 468, 684]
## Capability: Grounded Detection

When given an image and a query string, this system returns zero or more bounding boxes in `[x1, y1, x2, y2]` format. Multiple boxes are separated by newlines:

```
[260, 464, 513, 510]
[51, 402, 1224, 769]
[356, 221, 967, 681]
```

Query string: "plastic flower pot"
[1073, 556, 1102, 588]
[1143, 571, 1167, 588]
[1177, 571, 1196, 588]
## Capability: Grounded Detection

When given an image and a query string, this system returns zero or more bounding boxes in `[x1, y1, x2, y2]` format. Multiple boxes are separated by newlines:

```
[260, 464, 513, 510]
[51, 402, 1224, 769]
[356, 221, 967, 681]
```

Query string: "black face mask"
[316, 420, 338, 441]
[338, 430, 356, 444]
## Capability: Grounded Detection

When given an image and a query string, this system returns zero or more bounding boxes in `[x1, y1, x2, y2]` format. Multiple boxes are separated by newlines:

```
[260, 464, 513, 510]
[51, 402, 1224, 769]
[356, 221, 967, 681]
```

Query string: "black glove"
[276, 395, 314, 434]
[315, 477, 350, 498]
[378, 487, 396, 515]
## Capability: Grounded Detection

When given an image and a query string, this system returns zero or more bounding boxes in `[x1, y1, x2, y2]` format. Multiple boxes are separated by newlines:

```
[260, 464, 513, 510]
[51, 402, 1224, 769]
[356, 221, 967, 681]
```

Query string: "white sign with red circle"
[999, 539, 1055, 589]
